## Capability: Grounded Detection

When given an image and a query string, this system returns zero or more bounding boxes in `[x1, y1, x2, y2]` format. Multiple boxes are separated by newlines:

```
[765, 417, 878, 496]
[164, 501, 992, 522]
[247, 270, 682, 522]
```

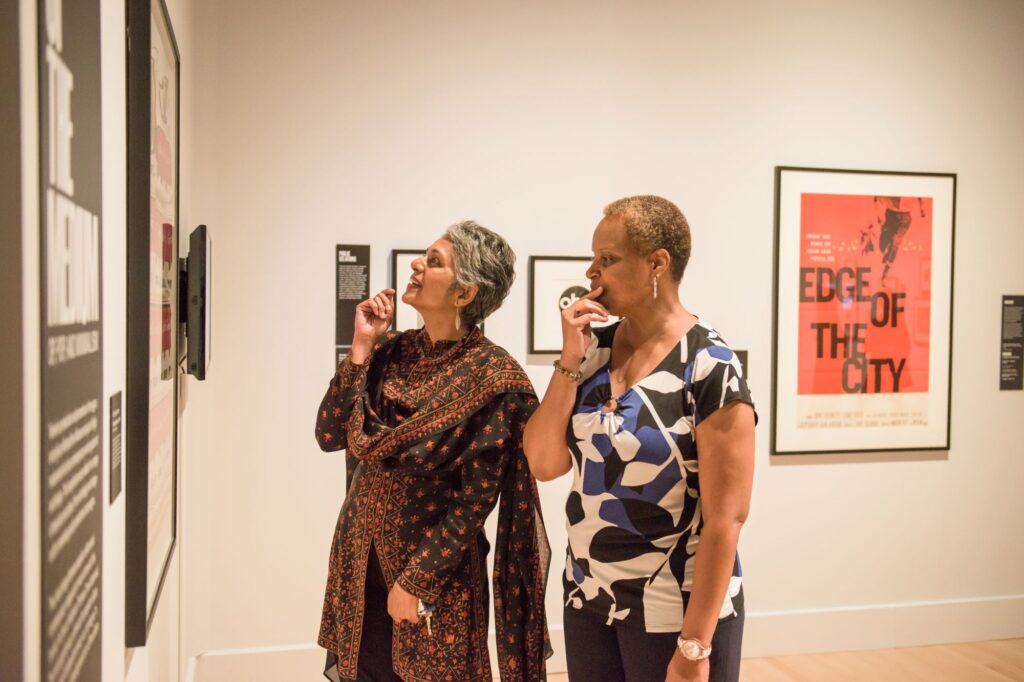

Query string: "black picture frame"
[771, 166, 956, 455]
[2, 1, 23, 670]
[389, 248, 486, 334]
[389, 249, 425, 332]
[125, 0, 180, 647]
[528, 256, 601, 354]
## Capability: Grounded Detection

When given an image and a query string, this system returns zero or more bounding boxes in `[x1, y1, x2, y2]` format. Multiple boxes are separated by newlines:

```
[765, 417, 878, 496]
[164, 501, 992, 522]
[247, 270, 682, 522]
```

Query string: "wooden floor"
[546, 639, 1024, 681]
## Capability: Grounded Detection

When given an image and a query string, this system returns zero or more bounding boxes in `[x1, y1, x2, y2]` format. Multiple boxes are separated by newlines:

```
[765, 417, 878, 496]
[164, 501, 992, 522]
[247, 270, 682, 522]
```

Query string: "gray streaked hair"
[443, 220, 516, 327]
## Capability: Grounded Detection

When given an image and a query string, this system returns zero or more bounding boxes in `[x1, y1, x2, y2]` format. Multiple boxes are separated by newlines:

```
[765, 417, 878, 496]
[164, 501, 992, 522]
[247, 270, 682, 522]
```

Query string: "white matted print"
[390, 249, 425, 332]
[529, 256, 613, 353]
[390, 249, 486, 334]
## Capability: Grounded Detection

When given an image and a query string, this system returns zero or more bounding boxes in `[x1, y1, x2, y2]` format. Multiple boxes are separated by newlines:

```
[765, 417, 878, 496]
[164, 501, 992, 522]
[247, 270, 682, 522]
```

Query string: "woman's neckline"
[414, 325, 480, 361]
[602, 317, 702, 400]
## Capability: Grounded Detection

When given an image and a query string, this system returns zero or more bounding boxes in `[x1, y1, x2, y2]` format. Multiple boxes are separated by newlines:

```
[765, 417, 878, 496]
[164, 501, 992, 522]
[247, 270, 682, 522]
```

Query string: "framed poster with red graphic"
[125, 0, 180, 646]
[771, 167, 955, 455]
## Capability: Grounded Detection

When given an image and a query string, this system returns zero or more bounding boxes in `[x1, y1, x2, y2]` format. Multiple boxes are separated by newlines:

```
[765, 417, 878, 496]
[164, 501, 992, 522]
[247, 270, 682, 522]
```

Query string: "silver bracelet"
[552, 359, 583, 383]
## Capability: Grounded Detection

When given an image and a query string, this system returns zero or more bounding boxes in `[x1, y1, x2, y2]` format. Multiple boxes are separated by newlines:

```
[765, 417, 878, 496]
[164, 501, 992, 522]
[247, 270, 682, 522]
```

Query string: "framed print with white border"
[390, 249, 425, 332]
[529, 256, 612, 353]
[390, 248, 488, 334]
[771, 166, 955, 455]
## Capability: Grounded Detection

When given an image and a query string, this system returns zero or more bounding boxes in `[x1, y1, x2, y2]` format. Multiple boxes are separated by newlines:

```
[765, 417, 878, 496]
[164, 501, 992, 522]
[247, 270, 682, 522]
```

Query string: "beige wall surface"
[166, 0, 1024, 678]
[18, 1, 41, 677]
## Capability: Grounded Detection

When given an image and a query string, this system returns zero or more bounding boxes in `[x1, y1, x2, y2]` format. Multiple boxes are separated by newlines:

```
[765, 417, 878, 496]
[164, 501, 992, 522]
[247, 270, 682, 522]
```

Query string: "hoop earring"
[653, 274, 660, 300]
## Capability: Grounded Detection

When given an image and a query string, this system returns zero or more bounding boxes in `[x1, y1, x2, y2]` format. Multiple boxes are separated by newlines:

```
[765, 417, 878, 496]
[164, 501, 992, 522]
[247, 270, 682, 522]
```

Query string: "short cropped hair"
[444, 220, 516, 327]
[603, 195, 691, 281]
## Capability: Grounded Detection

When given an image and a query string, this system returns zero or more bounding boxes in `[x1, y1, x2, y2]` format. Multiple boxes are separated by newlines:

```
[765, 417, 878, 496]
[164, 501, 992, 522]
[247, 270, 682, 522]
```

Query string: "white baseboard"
[185, 595, 1024, 680]
[743, 594, 1024, 657]
[186, 629, 569, 682]
[188, 643, 326, 682]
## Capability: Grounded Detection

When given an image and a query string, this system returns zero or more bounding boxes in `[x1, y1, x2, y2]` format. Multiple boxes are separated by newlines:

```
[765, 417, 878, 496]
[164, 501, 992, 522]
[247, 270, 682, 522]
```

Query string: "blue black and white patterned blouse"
[563, 319, 755, 632]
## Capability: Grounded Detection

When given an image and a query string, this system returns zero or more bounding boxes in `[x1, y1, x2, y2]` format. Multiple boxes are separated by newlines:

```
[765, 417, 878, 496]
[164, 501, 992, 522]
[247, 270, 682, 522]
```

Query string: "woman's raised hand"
[350, 289, 395, 363]
[560, 286, 608, 368]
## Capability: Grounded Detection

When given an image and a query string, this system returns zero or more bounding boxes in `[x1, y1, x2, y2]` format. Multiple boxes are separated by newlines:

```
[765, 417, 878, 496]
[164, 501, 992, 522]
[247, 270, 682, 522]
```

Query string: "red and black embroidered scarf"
[342, 328, 552, 681]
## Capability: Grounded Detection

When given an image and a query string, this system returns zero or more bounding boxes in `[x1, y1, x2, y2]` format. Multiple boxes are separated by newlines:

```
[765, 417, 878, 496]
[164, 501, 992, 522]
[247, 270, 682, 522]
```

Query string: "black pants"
[563, 603, 745, 682]
[325, 545, 404, 682]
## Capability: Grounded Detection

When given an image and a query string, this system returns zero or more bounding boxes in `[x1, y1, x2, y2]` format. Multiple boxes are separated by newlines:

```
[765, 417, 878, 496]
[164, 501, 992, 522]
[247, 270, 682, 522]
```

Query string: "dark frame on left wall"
[125, 0, 181, 647]
[1, 0, 23, 675]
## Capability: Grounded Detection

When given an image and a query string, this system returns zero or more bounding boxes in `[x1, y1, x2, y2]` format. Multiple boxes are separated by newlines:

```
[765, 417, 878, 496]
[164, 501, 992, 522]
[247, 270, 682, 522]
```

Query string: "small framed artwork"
[390, 249, 487, 334]
[771, 166, 956, 455]
[390, 249, 425, 332]
[735, 350, 749, 379]
[529, 256, 611, 354]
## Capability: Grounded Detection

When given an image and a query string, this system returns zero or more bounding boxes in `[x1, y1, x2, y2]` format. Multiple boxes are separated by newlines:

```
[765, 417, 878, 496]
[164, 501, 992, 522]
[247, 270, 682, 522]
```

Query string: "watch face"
[682, 641, 701, 658]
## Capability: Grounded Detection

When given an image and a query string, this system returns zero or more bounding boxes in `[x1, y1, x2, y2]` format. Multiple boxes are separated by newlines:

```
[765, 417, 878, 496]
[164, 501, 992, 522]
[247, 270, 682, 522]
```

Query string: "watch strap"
[676, 635, 712, 661]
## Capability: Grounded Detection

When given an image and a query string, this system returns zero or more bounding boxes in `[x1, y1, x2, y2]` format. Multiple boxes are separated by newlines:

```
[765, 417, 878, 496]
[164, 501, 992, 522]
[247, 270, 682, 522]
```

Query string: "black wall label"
[109, 392, 122, 503]
[335, 245, 370, 366]
[1001, 296, 1023, 391]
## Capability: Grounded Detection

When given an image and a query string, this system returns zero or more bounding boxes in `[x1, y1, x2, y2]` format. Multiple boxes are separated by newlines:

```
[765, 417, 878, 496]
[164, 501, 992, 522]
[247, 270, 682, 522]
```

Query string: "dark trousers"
[563, 603, 745, 682]
[326, 545, 404, 682]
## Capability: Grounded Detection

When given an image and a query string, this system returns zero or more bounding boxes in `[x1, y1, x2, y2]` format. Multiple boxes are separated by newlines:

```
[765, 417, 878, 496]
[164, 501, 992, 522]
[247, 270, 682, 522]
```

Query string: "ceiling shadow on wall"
[526, 353, 560, 367]
[769, 449, 949, 466]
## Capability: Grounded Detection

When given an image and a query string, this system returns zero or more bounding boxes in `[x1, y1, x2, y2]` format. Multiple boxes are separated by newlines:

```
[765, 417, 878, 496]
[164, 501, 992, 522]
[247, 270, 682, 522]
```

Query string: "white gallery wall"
[18, 0, 199, 680]
[180, 0, 1024, 679]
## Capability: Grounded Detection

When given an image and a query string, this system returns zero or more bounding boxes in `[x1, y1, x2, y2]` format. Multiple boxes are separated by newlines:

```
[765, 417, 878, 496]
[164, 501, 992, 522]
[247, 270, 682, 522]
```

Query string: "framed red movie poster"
[126, 0, 180, 646]
[771, 167, 955, 455]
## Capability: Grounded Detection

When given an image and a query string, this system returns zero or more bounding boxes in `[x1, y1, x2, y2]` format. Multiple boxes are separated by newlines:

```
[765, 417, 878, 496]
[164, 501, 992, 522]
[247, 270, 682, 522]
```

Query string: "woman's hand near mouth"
[351, 289, 395, 363]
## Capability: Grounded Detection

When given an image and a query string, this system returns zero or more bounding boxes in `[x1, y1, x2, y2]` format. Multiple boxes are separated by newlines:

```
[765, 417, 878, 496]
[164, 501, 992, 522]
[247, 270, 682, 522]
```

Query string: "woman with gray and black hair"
[441, 220, 518, 329]
[315, 221, 551, 682]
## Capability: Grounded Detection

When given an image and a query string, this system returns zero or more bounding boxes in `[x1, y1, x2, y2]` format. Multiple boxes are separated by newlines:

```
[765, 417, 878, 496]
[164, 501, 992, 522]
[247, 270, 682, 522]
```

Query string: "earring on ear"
[653, 273, 660, 300]
[455, 312, 461, 331]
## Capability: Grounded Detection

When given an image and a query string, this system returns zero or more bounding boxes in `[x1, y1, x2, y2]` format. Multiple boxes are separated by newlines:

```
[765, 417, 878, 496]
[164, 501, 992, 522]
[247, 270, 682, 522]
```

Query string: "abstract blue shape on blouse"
[633, 426, 672, 465]
[707, 345, 734, 361]
[599, 498, 642, 536]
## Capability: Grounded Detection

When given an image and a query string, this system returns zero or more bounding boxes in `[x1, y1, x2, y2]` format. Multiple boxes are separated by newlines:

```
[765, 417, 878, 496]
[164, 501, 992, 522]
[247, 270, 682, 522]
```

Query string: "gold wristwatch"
[676, 636, 712, 661]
